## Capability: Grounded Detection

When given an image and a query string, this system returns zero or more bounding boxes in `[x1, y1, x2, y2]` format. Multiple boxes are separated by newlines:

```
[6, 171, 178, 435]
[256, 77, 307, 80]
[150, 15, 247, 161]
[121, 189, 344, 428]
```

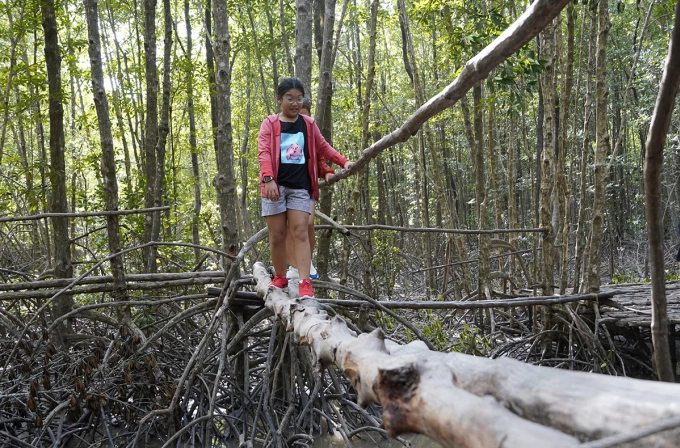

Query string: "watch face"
[263, 176, 273, 183]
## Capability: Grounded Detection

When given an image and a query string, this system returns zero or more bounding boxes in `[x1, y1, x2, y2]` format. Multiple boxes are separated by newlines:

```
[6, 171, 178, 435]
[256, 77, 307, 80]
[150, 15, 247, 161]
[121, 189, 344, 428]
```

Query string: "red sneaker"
[298, 278, 314, 298]
[270, 275, 289, 290]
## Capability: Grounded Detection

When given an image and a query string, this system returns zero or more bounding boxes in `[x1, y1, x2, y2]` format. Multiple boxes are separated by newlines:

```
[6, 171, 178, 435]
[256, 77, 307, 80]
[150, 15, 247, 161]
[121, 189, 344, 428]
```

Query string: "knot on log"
[340, 330, 390, 407]
[377, 362, 420, 437]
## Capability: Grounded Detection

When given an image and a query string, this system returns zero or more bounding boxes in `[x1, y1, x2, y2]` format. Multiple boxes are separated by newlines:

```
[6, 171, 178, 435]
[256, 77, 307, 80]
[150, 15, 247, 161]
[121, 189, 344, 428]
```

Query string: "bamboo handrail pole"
[310, 291, 615, 310]
[412, 249, 535, 273]
[0, 271, 227, 292]
[314, 224, 546, 234]
[0, 280, 219, 300]
[0, 206, 171, 222]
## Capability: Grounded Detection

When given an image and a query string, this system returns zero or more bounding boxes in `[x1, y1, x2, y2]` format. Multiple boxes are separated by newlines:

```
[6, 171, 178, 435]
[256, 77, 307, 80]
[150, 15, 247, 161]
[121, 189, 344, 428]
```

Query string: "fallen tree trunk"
[253, 263, 680, 447]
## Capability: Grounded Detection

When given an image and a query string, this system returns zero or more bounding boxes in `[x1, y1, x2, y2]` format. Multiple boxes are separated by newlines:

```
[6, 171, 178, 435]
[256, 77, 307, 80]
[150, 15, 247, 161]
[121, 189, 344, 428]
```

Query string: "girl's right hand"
[265, 181, 280, 200]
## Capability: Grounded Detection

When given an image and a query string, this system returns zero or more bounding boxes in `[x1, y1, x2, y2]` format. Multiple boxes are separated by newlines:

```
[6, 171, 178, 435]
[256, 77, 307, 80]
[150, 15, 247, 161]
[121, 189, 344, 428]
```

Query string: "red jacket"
[258, 114, 347, 201]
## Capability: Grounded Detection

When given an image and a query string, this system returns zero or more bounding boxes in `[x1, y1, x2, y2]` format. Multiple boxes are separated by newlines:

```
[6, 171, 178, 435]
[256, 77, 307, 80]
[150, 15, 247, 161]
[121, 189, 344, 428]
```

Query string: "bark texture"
[539, 21, 555, 296]
[294, 0, 312, 95]
[41, 0, 73, 343]
[185, 0, 202, 263]
[142, 0, 159, 272]
[586, 0, 611, 293]
[212, 0, 239, 261]
[84, 0, 128, 316]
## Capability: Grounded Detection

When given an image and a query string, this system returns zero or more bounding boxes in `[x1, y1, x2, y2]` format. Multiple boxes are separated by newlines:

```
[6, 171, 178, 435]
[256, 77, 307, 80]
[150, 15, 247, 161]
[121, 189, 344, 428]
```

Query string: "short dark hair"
[276, 77, 306, 98]
[301, 97, 312, 111]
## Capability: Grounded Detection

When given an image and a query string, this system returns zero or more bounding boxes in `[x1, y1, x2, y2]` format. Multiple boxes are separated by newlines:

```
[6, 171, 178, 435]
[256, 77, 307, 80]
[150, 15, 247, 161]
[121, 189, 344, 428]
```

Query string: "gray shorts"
[262, 185, 311, 216]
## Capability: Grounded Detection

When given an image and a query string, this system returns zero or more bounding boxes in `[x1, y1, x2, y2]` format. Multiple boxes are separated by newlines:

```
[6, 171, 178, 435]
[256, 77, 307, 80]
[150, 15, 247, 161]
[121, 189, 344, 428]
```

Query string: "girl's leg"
[266, 212, 288, 276]
[287, 209, 311, 279]
[308, 201, 316, 254]
[286, 227, 298, 270]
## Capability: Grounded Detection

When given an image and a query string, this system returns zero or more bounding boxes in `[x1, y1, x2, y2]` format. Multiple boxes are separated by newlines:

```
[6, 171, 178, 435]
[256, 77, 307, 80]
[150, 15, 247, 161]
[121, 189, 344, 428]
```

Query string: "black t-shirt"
[277, 115, 311, 192]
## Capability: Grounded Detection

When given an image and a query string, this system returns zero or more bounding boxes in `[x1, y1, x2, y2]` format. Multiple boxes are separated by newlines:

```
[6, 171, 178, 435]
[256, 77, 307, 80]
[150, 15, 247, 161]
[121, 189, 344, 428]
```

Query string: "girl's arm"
[313, 123, 348, 168]
[257, 119, 275, 182]
[318, 159, 335, 181]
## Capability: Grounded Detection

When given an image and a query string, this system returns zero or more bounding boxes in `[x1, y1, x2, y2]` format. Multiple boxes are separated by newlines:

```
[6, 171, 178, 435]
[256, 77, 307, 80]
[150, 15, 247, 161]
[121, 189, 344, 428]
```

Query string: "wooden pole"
[0, 206, 171, 223]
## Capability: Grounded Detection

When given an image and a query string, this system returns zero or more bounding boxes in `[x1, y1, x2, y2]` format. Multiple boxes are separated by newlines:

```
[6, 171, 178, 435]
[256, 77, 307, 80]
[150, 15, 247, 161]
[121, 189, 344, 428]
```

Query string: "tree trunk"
[473, 85, 491, 302]
[314, 0, 337, 281]
[557, 3, 574, 295]
[212, 0, 239, 262]
[279, 0, 294, 76]
[644, 0, 680, 383]
[150, 0, 172, 262]
[265, 8, 279, 96]
[0, 6, 19, 166]
[487, 105, 502, 231]
[84, 0, 129, 321]
[244, 1, 272, 115]
[341, 0, 378, 294]
[239, 83, 254, 240]
[573, 8, 597, 294]
[41, 0, 73, 345]
[185, 0, 202, 263]
[142, 0, 159, 272]
[314, 0, 336, 134]
[99, 15, 134, 201]
[397, 0, 434, 293]
[539, 20, 555, 297]
[360, 0, 378, 175]
[205, 0, 218, 166]
[508, 112, 520, 287]
[586, 0, 611, 294]
[21, 47, 47, 261]
[295, 0, 313, 96]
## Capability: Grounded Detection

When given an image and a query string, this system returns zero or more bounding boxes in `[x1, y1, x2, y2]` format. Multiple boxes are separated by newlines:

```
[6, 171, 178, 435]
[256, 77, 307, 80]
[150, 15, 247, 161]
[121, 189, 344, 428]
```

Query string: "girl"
[258, 78, 353, 298]
[285, 97, 336, 281]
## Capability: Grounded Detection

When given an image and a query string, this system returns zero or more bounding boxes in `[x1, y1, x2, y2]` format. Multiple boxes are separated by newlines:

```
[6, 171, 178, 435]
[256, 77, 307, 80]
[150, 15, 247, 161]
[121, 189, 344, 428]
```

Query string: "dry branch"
[253, 263, 680, 447]
[329, 0, 573, 184]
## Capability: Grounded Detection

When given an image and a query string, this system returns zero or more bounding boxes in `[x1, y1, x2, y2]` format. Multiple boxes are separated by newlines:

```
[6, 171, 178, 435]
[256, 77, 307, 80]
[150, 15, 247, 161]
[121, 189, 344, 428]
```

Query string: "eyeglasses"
[282, 96, 305, 104]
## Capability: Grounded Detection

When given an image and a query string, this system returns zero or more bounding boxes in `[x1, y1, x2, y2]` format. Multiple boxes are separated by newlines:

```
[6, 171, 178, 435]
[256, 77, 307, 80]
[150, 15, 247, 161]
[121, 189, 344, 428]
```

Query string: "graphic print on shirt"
[281, 132, 306, 165]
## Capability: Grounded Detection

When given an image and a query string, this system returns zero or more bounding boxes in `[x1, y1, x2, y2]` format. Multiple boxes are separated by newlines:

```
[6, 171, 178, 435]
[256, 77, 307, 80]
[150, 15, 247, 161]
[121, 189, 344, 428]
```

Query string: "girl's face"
[277, 88, 304, 120]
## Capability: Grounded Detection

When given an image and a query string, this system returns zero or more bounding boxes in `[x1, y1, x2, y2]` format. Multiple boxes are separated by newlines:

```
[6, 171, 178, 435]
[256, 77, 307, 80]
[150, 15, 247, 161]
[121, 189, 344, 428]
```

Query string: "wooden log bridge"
[252, 263, 680, 447]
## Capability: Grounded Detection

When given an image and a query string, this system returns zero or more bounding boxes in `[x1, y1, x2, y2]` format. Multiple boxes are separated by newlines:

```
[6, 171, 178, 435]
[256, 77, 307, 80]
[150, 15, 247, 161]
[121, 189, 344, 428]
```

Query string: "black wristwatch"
[262, 176, 274, 183]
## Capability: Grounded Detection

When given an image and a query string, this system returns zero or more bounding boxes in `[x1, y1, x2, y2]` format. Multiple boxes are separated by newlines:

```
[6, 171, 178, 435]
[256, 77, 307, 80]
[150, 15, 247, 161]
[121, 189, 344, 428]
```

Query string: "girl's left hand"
[325, 173, 334, 182]
[343, 161, 354, 171]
